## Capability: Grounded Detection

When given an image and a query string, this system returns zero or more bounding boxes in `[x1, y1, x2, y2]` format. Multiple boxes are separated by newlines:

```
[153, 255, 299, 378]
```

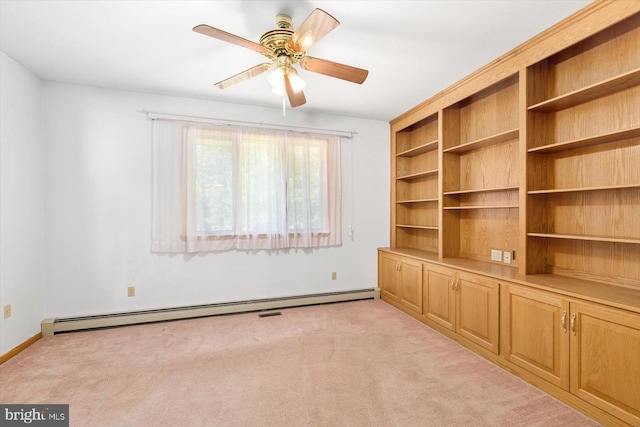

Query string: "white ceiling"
[0, 0, 592, 121]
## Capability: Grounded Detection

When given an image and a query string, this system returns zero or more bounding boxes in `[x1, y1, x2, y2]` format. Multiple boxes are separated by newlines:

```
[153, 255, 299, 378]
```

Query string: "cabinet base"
[380, 296, 633, 427]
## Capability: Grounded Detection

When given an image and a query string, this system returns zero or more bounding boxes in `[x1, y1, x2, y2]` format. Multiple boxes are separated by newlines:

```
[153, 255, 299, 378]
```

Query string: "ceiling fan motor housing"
[259, 14, 304, 63]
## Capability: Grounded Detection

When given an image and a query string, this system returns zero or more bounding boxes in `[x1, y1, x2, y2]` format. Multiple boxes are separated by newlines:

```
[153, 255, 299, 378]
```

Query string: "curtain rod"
[139, 110, 356, 138]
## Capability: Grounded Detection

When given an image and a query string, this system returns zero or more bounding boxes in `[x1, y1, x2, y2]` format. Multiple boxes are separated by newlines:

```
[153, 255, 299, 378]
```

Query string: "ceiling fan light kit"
[193, 8, 369, 109]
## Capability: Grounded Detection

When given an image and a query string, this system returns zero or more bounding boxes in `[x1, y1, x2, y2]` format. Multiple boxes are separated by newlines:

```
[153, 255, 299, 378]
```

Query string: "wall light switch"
[3, 304, 11, 319]
[503, 251, 512, 264]
[331, 272, 337, 280]
[491, 249, 502, 262]
[128, 286, 135, 297]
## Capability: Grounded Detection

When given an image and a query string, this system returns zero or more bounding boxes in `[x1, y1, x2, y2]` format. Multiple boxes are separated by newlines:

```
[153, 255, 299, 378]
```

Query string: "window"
[151, 120, 341, 252]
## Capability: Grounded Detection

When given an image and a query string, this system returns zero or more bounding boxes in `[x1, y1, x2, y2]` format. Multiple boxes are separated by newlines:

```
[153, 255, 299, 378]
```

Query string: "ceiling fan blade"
[288, 8, 339, 52]
[285, 75, 307, 108]
[193, 24, 271, 54]
[300, 57, 368, 84]
[214, 63, 272, 90]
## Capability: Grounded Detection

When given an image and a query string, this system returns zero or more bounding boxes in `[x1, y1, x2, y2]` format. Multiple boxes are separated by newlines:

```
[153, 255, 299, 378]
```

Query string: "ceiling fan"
[193, 8, 369, 108]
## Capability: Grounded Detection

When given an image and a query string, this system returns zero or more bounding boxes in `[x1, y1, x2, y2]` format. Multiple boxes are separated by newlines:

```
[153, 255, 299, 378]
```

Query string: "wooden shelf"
[397, 198, 438, 204]
[444, 186, 519, 196]
[443, 128, 519, 154]
[528, 232, 640, 245]
[528, 68, 640, 113]
[443, 205, 519, 210]
[528, 183, 640, 195]
[397, 140, 438, 157]
[396, 224, 439, 230]
[528, 126, 640, 154]
[397, 169, 438, 181]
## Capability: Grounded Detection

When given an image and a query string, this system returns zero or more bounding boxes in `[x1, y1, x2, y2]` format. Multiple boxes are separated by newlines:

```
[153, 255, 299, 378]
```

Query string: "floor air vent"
[258, 312, 282, 318]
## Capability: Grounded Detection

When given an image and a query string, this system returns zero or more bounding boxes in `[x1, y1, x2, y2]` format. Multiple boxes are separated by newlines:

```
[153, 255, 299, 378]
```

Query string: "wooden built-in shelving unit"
[524, 12, 640, 288]
[381, 4, 640, 426]
[440, 73, 520, 265]
[392, 113, 440, 254]
[388, 6, 640, 288]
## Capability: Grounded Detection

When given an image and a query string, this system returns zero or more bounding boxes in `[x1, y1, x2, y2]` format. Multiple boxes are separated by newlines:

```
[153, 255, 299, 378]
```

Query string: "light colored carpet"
[0, 300, 599, 426]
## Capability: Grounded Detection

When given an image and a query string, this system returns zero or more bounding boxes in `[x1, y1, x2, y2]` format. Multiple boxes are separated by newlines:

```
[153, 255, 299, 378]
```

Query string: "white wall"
[0, 52, 45, 354]
[43, 82, 389, 318]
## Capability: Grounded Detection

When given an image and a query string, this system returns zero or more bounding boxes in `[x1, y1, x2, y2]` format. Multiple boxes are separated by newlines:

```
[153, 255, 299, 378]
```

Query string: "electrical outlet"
[128, 286, 135, 297]
[503, 251, 513, 264]
[3, 304, 11, 319]
[331, 272, 337, 280]
[491, 249, 502, 262]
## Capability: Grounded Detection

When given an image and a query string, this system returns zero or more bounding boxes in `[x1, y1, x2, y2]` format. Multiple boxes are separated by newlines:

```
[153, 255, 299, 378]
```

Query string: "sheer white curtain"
[151, 120, 186, 252]
[285, 133, 341, 247]
[151, 119, 341, 252]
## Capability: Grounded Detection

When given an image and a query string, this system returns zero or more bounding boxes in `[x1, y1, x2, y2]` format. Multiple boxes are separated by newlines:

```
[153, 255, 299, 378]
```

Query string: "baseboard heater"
[41, 288, 380, 336]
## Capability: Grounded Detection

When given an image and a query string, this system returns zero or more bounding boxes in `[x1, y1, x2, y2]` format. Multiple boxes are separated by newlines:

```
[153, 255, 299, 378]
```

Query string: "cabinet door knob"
[561, 311, 567, 333]
[570, 313, 577, 336]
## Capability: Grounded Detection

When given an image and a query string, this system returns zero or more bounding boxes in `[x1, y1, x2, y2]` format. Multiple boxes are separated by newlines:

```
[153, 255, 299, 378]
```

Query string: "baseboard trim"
[0, 332, 43, 365]
[42, 288, 380, 336]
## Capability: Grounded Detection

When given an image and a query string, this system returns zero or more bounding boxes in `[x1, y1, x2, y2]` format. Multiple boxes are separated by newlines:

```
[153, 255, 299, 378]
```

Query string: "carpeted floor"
[0, 299, 599, 426]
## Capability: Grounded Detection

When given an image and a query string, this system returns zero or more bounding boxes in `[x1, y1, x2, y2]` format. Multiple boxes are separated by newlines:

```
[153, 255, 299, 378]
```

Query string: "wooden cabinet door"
[501, 285, 570, 390]
[378, 253, 400, 302]
[423, 264, 456, 331]
[456, 272, 500, 354]
[398, 259, 423, 314]
[570, 301, 640, 426]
